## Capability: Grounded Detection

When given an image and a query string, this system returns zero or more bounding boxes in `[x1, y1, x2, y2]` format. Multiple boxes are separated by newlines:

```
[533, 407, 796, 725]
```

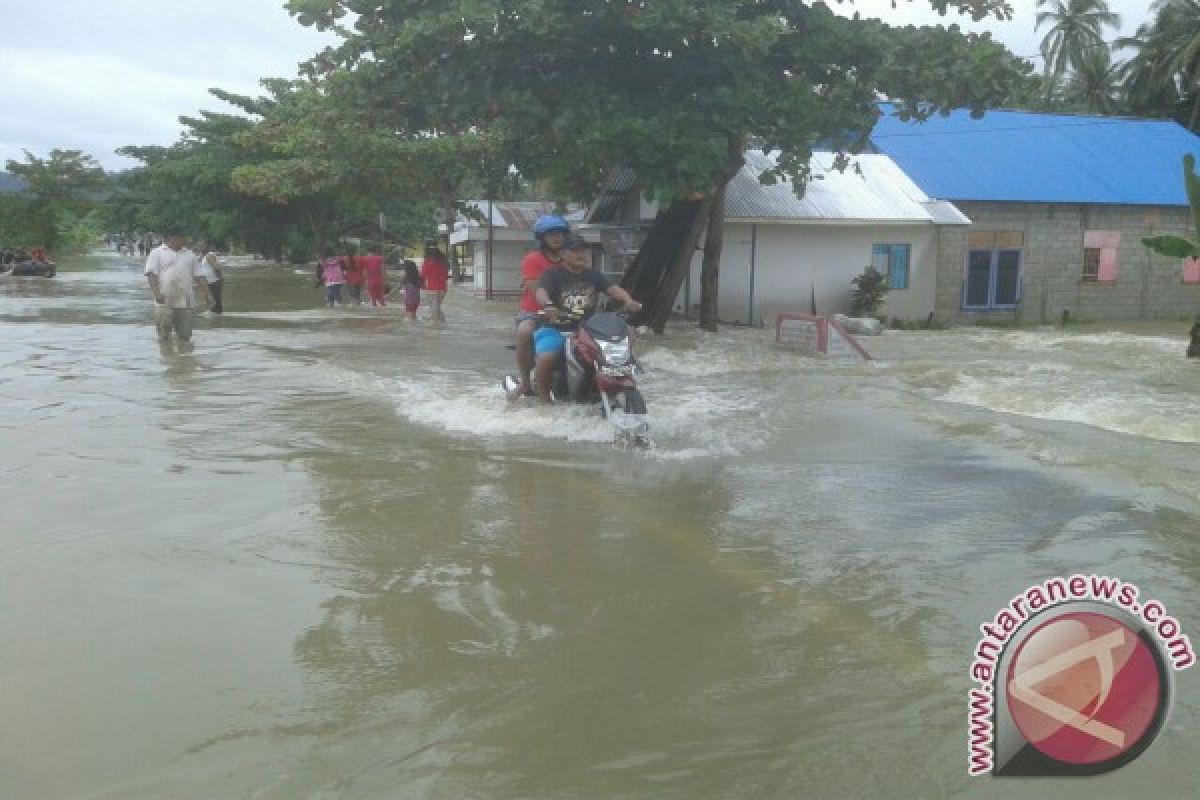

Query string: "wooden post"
[486, 199, 494, 299]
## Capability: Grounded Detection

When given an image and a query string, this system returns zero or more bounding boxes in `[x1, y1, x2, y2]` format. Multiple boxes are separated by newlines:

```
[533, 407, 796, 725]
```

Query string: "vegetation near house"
[1142, 154, 1200, 260]
[850, 266, 890, 318]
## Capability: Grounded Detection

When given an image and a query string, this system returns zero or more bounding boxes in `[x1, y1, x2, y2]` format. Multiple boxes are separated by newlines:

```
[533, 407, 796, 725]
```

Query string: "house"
[449, 201, 587, 297]
[585, 151, 971, 325]
[870, 108, 1200, 322]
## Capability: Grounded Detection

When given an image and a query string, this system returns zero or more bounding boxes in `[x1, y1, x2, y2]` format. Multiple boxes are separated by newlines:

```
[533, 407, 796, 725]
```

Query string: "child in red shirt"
[420, 246, 450, 323]
[362, 247, 386, 307]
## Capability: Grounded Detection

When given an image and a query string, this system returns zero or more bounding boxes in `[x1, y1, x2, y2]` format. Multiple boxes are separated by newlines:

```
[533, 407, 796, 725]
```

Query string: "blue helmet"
[533, 214, 569, 240]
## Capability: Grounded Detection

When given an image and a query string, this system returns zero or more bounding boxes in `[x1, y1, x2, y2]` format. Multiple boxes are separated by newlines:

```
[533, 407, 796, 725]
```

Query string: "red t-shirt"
[342, 256, 364, 285]
[519, 250, 561, 313]
[361, 254, 385, 285]
[420, 258, 449, 292]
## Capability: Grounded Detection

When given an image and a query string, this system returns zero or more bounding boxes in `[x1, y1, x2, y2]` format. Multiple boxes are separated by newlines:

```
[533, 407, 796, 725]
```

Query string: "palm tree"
[1118, 0, 1200, 128]
[1065, 47, 1122, 113]
[1036, 0, 1121, 82]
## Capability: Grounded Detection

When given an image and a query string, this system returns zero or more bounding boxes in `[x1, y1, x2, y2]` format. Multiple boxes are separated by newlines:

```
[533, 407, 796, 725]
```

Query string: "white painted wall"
[673, 222, 941, 325]
[465, 238, 531, 295]
[463, 229, 614, 295]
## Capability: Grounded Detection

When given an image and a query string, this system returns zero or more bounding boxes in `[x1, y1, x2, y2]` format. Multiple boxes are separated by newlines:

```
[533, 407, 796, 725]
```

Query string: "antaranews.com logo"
[968, 574, 1195, 777]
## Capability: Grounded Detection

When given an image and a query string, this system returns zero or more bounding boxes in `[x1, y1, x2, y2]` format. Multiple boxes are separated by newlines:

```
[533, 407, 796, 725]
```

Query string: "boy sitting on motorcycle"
[532, 233, 641, 403]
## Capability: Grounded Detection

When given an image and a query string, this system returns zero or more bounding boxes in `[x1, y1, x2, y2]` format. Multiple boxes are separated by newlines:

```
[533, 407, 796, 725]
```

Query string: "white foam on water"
[938, 366, 1200, 444]
[872, 328, 1200, 445]
[327, 357, 776, 459]
[971, 329, 1186, 356]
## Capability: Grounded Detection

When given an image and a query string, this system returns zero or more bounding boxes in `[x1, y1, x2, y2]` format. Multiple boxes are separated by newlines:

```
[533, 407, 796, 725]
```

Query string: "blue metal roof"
[869, 107, 1200, 206]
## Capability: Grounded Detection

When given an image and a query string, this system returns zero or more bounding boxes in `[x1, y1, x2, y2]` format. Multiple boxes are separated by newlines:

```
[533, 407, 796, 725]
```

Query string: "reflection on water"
[1, 252, 1198, 799]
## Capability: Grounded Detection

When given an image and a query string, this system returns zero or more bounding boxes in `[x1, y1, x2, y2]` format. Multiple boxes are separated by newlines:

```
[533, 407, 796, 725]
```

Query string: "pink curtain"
[1184, 257, 1200, 284]
[1085, 231, 1121, 282]
[1096, 249, 1118, 282]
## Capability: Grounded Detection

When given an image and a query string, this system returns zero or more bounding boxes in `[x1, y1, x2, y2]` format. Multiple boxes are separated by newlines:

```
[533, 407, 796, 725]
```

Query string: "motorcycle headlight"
[596, 338, 631, 366]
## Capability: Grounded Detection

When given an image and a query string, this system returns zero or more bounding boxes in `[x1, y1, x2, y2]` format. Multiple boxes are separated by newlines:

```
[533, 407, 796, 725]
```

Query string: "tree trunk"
[620, 139, 743, 334]
[697, 182, 727, 332]
[698, 135, 744, 333]
[622, 196, 714, 334]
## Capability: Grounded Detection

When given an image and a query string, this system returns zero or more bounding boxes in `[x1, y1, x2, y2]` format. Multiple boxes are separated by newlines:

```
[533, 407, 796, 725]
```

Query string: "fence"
[775, 313, 872, 363]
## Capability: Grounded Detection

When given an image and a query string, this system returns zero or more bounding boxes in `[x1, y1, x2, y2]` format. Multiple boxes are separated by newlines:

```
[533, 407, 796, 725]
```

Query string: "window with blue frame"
[871, 244, 910, 290]
[963, 231, 1024, 310]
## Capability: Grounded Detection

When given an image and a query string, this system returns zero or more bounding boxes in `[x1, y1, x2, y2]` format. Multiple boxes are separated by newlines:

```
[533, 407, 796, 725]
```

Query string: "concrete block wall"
[936, 202, 1200, 323]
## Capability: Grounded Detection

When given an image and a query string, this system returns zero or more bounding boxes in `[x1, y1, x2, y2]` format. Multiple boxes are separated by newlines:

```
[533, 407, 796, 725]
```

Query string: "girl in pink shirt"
[319, 248, 345, 307]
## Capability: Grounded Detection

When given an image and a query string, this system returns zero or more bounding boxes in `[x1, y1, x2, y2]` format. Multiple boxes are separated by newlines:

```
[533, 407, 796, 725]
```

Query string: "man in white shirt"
[144, 230, 210, 344]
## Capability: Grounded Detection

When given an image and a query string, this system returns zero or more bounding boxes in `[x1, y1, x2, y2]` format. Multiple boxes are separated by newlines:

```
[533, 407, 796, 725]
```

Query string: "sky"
[0, 0, 1155, 172]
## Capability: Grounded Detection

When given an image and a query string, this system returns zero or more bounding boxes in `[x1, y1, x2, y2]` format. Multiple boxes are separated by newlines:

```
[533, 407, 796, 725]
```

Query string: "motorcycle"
[503, 309, 651, 447]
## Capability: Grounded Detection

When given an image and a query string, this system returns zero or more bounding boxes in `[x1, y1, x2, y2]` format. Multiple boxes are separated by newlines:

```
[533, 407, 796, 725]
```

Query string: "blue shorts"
[534, 327, 565, 356]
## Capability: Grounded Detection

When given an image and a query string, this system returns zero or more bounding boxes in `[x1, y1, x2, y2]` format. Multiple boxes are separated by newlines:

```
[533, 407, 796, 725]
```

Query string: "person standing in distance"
[145, 230, 209, 346]
[363, 245, 387, 307]
[508, 214, 569, 401]
[420, 243, 450, 323]
[195, 240, 225, 314]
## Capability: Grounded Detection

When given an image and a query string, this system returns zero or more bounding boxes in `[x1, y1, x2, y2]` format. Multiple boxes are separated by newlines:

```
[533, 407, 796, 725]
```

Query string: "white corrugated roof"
[726, 151, 967, 225]
[459, 201, 587, 229]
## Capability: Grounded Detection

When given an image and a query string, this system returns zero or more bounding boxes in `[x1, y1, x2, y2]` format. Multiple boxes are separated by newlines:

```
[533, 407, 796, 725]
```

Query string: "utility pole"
[486, 199, 494, 300]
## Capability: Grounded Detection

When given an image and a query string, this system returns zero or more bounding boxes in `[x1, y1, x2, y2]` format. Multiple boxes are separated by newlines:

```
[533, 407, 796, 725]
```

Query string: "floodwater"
[2, 252, 1198, 799]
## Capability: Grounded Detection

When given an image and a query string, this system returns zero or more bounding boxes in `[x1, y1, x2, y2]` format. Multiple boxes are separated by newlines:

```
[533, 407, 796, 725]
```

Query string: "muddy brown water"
[2, 252, 1198, 798]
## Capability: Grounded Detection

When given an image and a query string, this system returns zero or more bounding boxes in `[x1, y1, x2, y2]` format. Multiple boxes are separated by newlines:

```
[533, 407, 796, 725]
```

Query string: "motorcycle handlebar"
[538, 307, 633, 322]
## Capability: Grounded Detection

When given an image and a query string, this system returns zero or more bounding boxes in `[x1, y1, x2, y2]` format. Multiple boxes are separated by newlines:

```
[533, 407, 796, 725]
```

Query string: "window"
[963, 231, 1023, 310]
[1082, 248, 1102, 282]
[871, 243, 910, 290]
[1184, 257, 1200, 284]
[1082, 231, 1119, 282]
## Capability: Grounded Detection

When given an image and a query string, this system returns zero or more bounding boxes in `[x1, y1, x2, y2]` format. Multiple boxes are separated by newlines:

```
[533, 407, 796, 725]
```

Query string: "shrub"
[850, 265, 889, 316]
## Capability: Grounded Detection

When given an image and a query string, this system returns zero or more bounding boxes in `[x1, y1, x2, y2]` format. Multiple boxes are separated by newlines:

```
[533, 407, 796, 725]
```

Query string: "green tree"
[1035, 0, 1120, 86]
[4, 149, 107, 252]
[850, 266, 889, 317]
[1064, 46, 1122, 113]
[286, 0, 1033, 331]
[55, 209, 106, 255]
[117, 83, 365, 262]
[0, 194, 39, 248]
[1117, 0, 1200, 129]
[224, 79, 475, 255]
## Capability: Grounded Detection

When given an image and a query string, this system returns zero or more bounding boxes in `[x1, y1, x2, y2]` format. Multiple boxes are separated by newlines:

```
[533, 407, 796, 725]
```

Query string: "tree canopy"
[1036, 0, 1120, 81]
[285, 0, 1032, 205]
[2, 149, 108, 252]
[114, 82, 446, 261]
[1118, 0, 1200, 128]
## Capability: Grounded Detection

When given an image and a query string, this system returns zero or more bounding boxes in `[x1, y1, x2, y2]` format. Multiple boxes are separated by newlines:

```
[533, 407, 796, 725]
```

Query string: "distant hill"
[0, 172, 29, 194]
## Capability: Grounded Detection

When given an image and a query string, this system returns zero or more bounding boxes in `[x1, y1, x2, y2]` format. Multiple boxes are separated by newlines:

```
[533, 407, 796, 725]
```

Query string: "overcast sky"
[0, 0, 1154, 172]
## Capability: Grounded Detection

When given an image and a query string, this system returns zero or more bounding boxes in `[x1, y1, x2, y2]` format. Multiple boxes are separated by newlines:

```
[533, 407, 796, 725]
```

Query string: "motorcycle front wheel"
[615, 388, 647, 415]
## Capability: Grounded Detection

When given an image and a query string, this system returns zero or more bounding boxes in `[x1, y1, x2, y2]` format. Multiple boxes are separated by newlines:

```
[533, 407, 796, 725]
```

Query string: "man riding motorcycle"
[509, 214, 571, 401]
[532, 233, 641, 404]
